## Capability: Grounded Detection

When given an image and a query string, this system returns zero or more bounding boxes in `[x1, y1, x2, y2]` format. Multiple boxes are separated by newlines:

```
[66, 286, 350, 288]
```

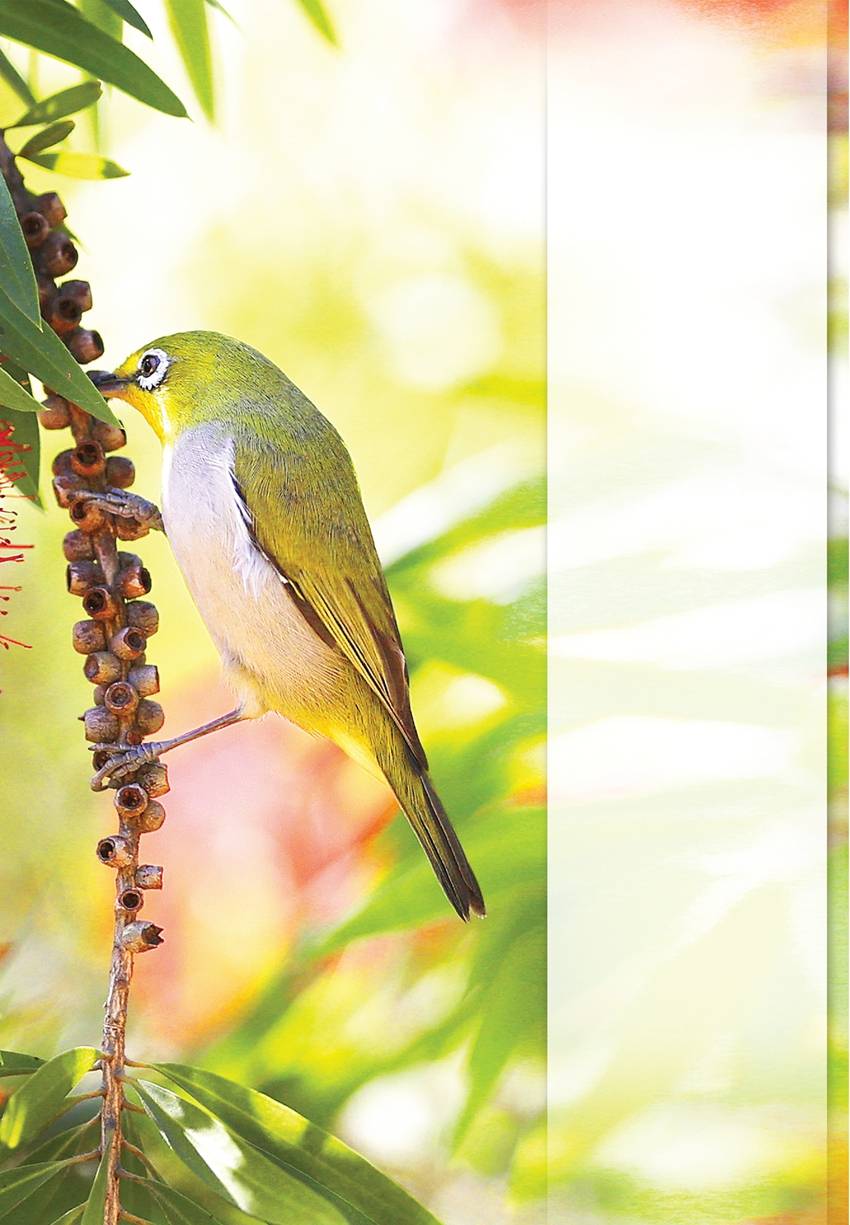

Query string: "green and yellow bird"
[90, 331, 485, 921]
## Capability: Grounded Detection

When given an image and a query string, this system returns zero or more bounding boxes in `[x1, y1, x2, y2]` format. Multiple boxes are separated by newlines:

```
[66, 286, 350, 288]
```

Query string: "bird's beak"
[88, 369, 132, 398]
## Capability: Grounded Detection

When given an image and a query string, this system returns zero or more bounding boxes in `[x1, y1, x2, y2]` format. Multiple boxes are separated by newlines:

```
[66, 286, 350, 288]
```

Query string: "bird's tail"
[380, 748, 486, 921]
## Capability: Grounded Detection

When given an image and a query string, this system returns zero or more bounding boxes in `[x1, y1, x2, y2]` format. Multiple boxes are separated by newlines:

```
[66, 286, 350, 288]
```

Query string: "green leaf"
[79, 1142, 110, 1225]
[79, 0, 122, 38]
[152, 1065, 443, 1225]
[0, 169, 40, 324]
[133, 1177, 238, 1224]
[164, 0, 214, 120]
[10, 81, 102, 126]
[0, 1051, 43, 1076]
[100, 0, 152, 37]
[0, 1047, 97, 1149]
[22, 151, 128, 179]
[204, 0, 237, 26]
[0, 404, 40, 504]
[0, 288, 118, 423]
[295, 0, 338, 46]
[48, 1208, 85, 1225]
[19, 119, 75, 157]
[0, 1161, 72, 1214]
[0, 47, 35, 105]
[0, 0, 187, 117]
[136, 1080, 348, 1225]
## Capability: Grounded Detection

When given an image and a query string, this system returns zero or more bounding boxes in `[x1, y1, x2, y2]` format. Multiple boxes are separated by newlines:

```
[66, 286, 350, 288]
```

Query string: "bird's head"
[90, 330, 265, 442]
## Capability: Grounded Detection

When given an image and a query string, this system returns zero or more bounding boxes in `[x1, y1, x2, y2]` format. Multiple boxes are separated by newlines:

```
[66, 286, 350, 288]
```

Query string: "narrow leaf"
[19, 119, 75, 157]
[0, 0, 187, 117]
[205, 0, 237, 26]
[0, 1047, 97, 1149]
[0, 1051, 43, 1074]
[0, 289, 119, 423]
[136, 1081, 346, 1225]
[0, 170, 40, 324]
[100, 0, 152, 37]
[0, 46, 35, 105]
[48, 1208, 85, 1225]
[153, 1065, 443, 1225]
[137, 1177, 237, 1224]
[80, 0, 122, 38]
[10, 81, 101, 127]
[80, 1142, 110, 1225]
[164, 0, 215, 120]
[295, 0, 338, 45]
[0, 1161, 71, 1213]
[0, 405, 40, 504]
[22, 151, 128, 179]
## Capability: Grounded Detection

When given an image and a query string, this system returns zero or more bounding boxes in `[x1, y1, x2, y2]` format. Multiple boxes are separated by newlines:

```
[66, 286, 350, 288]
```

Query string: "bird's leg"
[90, 708, 244, 791]
[73, 487, 165, 533]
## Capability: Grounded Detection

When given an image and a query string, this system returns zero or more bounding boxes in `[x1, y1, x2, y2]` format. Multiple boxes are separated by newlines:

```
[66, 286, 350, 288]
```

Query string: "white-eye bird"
[90, 332, 485, 921]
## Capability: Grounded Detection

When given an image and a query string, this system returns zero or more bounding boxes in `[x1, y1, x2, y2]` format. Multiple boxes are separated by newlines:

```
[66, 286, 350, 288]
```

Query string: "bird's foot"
[90, 741, 162, 791]
[74, 488, 165, 533]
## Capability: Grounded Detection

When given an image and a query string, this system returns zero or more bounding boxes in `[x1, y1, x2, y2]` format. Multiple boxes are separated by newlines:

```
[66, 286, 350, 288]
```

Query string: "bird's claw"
[74, 488, 164, 533]
[90, 742, 161, 791]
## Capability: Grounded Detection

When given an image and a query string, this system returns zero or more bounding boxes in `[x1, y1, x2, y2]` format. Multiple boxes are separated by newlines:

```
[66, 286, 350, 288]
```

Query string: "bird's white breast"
[161, 424, 332, 717]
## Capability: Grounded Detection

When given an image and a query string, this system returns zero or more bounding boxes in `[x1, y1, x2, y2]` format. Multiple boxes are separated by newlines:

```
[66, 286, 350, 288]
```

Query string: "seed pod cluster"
[0, 162, 167, 956]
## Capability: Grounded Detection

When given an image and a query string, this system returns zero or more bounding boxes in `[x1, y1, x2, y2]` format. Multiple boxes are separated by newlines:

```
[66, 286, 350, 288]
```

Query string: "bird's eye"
[136, 348, 169, 391]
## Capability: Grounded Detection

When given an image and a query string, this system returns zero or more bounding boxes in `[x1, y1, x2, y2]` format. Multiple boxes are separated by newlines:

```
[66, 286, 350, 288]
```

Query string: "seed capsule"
[125, 601, 158, 636]
[91, 419, 127, 453]
[20, 211, 49, 249]
[127, 664, 159, 697]
[66, 559, 103, 595]
[118, 556, 151, 599]
[82, 586, 118, 621]
[67, 328, 104, 364]
[83, 706, 120, 742]
[104, 681, 139, 717]
[135, 699, 164, 735]
[114, 783, 149, 819]
[136, 761, 168, 798]
[115, 517, 149, 541]
[35, 191, 67, 227]
[56, 278, 92, 312]
[38, 397, 70, 431]
[138, 800, 166, 832]
[68, 497, 106, 533]
[120, 922, 164, 953]
[109, 626, 146, 661]
[83, 652, 122, 685]
[72, 619, 107, 654]
[40, 231, 78, 276]
[105, 456, 135, 488]
[135, 865, 163, 890]
[70, 440, 105, 479]
[63, 529, 95, 562]
[117, 888, 143, 913]
[46, 294, 82, 334]
[97, 835, 132, 868]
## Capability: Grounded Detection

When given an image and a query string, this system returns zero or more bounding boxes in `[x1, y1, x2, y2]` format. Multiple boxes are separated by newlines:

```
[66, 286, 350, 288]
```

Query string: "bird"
[89, 331, 485, 921]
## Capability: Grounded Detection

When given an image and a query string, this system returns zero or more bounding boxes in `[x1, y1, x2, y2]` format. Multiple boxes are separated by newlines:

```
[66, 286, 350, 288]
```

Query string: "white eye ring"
[137, 348, 170, 391]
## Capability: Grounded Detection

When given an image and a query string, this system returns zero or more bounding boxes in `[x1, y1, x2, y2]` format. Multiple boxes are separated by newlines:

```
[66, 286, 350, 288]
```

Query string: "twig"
[0, 133, 167, 1225]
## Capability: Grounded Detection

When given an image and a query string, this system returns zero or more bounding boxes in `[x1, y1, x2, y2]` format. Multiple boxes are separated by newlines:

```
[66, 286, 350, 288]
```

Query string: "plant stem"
[0, 132, 165, 1225]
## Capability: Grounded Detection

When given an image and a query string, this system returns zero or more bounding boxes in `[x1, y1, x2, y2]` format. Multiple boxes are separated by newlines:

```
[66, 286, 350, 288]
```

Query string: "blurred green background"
[0, 2, 546, 1222]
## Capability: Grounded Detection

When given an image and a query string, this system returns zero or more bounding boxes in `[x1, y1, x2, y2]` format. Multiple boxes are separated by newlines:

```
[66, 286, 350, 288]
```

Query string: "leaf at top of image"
[164, 0, 215, 121]
[9, 81, 102, 128]
[19, 119, 75, 158]
[296, 0, 338, 46]
[22, 151, 128, 180]
[152, 1063, 444, 1225]
[0, 0, 187, 118]
[99, 0, 152, 38]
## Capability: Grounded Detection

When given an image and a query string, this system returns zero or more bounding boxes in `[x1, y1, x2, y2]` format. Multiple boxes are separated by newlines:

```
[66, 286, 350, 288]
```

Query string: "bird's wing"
[232, 432, 427, 768]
